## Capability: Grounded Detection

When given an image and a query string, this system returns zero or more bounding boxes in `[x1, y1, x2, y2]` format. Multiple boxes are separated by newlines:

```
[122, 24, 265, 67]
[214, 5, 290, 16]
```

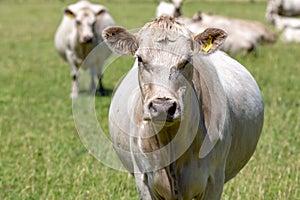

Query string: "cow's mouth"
[143, 114, 181, 126]
[80, 40, 93, 45]
[80, 36, 94, 44]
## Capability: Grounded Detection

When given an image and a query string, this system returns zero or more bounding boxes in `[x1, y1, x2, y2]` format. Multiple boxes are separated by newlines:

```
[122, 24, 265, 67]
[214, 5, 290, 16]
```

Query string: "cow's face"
[103, 16, 226, 125]
[65, 8, 105, 44]
[135, 29, 193, 124]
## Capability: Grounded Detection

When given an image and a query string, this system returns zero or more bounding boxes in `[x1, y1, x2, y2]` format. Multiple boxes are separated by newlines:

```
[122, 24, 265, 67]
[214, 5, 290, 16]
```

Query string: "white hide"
[105, 16, 264, 199]
[183, 12, 275, 55]
[281, 27, 300, 42]
[156, 1, 176, 17]
[273, 14, 300, 30]
[266, 0, 300, 23]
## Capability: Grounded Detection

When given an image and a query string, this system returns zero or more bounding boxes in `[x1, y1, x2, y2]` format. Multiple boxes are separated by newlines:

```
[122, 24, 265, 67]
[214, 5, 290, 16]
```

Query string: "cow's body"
[266, 0, 300, 23]
[187, 12, 275, 55]
[155, 2, 275, 56]
[54, 0, 114, 98]
[272, 14, 300, 30]
[104, 16, 264, 199]
[281, 27, 300, 42]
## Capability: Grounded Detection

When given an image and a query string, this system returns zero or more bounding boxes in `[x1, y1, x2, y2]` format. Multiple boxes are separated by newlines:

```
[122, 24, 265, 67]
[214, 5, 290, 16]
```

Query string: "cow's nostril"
[148, 99, 178, 122]
[167, 102, 177, 117]
[148, 102, 157, 113]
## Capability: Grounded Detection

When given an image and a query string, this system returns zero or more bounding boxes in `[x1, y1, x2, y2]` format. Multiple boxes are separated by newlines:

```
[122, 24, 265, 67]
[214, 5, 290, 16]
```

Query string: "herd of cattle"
[156, 0, 276, 56]
[53, 0, 295, 199]
[54, 0, 300, 98]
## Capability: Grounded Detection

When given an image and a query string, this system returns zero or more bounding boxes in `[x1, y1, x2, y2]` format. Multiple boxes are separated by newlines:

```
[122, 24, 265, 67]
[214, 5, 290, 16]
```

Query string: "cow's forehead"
[76, 8, 95, 21]
[136, 15, 193, 63]
[137, 28, 193, 64]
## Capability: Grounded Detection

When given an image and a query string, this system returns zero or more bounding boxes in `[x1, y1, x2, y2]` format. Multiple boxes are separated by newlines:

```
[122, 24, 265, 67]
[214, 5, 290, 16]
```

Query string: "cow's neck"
[132, 90, 206, 199]
[140, 122, 205, 199]
[76, 43, 93, 59]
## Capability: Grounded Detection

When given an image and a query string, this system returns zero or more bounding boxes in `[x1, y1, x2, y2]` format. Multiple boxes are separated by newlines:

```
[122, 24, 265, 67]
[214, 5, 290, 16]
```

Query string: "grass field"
[0, 0, 299, 199]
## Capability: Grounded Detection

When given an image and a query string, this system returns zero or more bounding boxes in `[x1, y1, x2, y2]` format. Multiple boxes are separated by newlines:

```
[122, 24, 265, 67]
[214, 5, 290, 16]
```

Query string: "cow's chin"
[144, 117, 181, 127]
[80, 41, 93, 45]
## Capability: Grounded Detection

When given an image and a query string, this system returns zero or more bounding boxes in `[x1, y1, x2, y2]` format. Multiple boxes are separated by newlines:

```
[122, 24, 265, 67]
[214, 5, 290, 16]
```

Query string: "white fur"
[281, 27, 300, 42]
[156, 1, 176, 17]
[273, 14, 300, 30]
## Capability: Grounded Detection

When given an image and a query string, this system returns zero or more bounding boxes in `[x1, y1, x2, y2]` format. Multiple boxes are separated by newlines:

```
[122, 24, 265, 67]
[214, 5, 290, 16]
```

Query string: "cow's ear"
[102, 26, 139, 56]
[91, 5, 107, 16]
[193, 28, 227, 54]
[96, 9, 106, 16]
[64, 8, 75, 19]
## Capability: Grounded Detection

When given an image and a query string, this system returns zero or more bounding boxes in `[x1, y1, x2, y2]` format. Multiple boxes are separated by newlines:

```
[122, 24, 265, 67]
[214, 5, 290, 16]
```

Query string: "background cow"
[156, 0, 184, 18]
[281, 27, 300, 42]
[156, 1, 275, 55]
[265, 0, 300, 43]
[187, 12, 276, 55]
[271, 14, 300, 30]
[104, 15, 264, 199]
[54, 0, 114, 98]
[266, 0, 300, 23]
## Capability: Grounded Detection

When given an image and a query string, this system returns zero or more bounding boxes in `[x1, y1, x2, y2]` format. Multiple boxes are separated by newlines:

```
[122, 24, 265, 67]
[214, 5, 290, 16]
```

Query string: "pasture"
[0, 0, 299, 199]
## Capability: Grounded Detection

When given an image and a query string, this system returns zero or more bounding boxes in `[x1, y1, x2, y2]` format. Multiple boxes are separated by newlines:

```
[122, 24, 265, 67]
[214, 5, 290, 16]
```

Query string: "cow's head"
[103, 15, 226, 126]
[65, 6, 106, 44]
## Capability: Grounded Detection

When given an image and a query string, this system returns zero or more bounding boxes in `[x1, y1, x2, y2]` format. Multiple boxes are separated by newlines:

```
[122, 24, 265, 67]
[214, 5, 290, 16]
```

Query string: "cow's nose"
[83, 36, 93, 43]
[148, 98, 177, 122]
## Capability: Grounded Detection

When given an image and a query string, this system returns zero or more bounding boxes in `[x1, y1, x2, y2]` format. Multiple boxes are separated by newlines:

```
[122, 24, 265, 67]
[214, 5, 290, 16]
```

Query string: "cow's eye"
[137, 56, 143, 63]
[178, 60, 189, 70]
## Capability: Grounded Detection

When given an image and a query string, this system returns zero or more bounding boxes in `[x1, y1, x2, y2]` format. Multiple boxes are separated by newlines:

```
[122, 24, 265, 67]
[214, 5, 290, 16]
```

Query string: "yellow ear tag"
[66, 12, 74, 19]
[202, 35, 213, 52]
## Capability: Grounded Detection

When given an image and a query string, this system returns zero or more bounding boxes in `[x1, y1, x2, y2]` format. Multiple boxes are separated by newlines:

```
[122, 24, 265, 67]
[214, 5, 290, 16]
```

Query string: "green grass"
[0, 0, 299, 199]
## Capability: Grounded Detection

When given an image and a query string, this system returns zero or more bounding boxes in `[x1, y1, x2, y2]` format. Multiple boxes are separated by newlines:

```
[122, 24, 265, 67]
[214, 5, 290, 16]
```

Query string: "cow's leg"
[134, 173, 154, 200]
[66, 50, 80, 98]
[96, 74, 106, 96]
[70, 67, 79, 99]
[89, 66, 96, 93]
[90, 67, 105, 96]
[132, 154, 153, 200]
[94, 54, 107, 96]
[201, 169, 225, 200]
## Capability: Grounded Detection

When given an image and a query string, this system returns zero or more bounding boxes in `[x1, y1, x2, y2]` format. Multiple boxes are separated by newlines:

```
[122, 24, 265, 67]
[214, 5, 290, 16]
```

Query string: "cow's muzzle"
[81, 36, 94, 44]
[144, 98, 180, 123]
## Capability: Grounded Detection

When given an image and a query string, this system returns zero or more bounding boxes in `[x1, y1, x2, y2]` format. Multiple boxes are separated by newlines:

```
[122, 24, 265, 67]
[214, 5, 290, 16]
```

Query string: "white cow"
[281, 27, 300, 42]
[266, 0, 300, 23]
[272, 14, 300, 30]
[104, 15, 264, 199]
[155, 0, 275, 56]
[156, 0, 184, 18]
[54, 0, 114, 98]
[156, 1, 176, 17]
[186, 12, 276, 55]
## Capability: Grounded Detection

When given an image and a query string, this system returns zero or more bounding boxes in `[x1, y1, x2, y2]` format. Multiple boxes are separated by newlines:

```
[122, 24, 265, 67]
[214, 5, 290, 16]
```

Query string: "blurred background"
[0, 0, 299, 199]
